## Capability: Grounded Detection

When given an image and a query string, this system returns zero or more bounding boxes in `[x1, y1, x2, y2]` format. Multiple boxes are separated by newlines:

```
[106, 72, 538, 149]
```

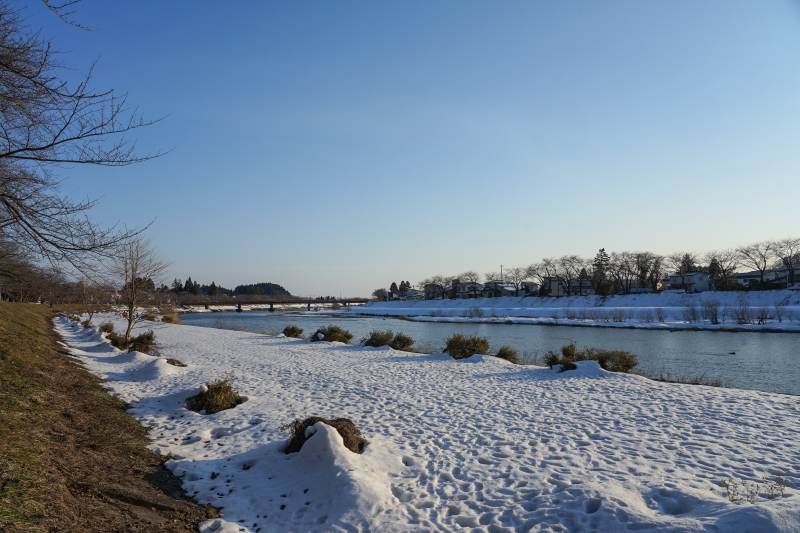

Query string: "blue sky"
[28, 1, 800, 296]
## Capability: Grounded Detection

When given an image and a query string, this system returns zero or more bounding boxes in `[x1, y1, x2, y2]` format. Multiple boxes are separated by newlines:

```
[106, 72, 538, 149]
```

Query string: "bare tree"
[774, 237, 800, 287]
[736, 241, 776, 289]
[555, 255, 585, 296]
[503, 266, 529, 296]
[371, 288, 387, 301]
[483, 271, 500, 297]
[0, 2, 162, 272]
[666, 252, 698, 292]
[458, 270, 481, 298]
[703, 249, 739, 291]
[108, 238, 169, 340]
[526, 259, 558, 296]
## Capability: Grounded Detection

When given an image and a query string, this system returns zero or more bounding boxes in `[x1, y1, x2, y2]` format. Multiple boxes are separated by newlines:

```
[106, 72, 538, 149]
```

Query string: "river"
[179, 311, 800, 396]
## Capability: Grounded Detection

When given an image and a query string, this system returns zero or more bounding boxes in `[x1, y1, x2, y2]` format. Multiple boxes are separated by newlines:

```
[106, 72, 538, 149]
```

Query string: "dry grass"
[309, 325, 353, 343]
[0, 301, 217, 532]
[281, 417, 365, 454]
[495, 346, 519, 364]
[185, 374, 242, 414]
[282, 325, 304, 338]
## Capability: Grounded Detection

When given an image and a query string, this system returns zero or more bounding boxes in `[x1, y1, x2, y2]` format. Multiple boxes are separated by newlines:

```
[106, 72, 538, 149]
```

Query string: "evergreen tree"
[171, 278, 182, 292]
[183, 277, 194, 292]
[390, 282, 399, 293]
[209, 281, 218, 297]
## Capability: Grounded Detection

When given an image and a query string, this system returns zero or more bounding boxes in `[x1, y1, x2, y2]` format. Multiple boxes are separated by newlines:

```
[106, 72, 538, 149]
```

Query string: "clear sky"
[27, 0, 800, 296]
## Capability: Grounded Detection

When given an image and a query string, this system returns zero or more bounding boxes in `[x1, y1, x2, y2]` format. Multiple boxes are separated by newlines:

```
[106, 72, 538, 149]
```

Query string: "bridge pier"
[343, 302, 348, 307]
[236, 303, 242, 313]
[204, 303, 209, 310]
[269, 303, 274, 312]
[307, 302, 311, 311]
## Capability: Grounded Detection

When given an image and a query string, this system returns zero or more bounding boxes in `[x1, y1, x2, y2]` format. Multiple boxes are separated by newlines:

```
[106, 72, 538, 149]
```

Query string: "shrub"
[462, 306, 485, 318]
[732, 294, 753, 324]
[495, 346, 518, 364]
[106, 331, 129, 350]
[331, 302, 341, 310]
[363, 330, 395, 348]
[142, 312, 158, 322]
[592, 349, 638, 373]
[128, 330, 159, 355]
[390, 332, 414, 351]
[638, 309, 654, 323]
[310, 324, 353, 344]
[98, 322, 114, 334]
[655, 307, 666, 322]
[545, 341, 638, 373]
[280, 417, 365, 454]
[165, 358, 187, 367]
[681, 304, 700, 323]
[444, 334, 489, 360]
[80, 319, 92, 328]
[700, 299, 720, 324]
[185, 374, 242, 414]
[161, 313, 182, 324]
[544, 349, 560, 368]
[282, 325, 304, 338]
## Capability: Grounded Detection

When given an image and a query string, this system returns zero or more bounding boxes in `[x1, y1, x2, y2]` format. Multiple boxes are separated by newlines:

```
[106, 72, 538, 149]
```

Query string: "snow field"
[55, 315, 800, 532]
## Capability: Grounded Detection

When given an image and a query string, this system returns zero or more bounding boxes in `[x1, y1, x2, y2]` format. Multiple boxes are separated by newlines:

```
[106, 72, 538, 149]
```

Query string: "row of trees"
[0, 2, 173, 341]
[415, 238, 800, 298]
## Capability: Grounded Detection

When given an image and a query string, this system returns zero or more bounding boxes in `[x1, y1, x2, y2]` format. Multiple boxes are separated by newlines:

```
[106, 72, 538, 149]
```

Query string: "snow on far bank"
[55, 315, 800, 532]
[343, 290, 800, 332]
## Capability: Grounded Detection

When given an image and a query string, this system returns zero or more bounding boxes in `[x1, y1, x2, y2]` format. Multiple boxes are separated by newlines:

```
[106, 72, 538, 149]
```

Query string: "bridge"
[179, 298, 373, 312]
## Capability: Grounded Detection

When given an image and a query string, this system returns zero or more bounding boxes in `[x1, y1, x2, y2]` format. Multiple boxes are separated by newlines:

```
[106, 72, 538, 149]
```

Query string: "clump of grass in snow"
[545, 342, 638, 373]
[185, 374, 242, 414]
[495, 346, 518, 364]
[280, 417, 365, 454]
[362, 330, 416, 351]
[282, 325, 304, 338]
[444, 334, 489, 360]
[309, 325, 353, 344]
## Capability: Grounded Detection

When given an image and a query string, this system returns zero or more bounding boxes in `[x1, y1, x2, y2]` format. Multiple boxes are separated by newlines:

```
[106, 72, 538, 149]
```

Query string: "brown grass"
[281, 417, 365, 454]
[0, 301, 218, 532]
[185, 374, 242, 414]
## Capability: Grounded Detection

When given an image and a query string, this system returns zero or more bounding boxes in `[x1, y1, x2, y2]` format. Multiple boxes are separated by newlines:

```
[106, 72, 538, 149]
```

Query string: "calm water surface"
[180, 311, 800, 396]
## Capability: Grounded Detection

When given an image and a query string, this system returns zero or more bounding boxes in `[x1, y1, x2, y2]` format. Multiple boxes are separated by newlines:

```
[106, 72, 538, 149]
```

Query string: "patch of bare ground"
[0, 302, 218, 532]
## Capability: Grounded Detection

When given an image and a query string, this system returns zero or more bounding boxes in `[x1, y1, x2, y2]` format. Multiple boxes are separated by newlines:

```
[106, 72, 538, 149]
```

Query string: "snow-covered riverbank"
[345, 290, 800, 333]
[55, 315, 800, 532]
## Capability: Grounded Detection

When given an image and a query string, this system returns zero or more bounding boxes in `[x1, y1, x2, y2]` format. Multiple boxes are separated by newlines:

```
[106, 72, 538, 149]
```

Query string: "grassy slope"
[0, 302, 217, 532]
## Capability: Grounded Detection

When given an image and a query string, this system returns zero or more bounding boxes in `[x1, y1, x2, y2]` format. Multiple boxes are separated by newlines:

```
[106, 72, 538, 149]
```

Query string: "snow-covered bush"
[98, 322, 114, 334]
[444, 334, 489, 360]
[310, 325, 353, 344]
[281, 417, 365, 454]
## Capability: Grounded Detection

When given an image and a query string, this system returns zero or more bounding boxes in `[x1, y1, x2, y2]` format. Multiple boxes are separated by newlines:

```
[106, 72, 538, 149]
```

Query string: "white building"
[456, 282, 483, 299]
[669, 272, 709, 293]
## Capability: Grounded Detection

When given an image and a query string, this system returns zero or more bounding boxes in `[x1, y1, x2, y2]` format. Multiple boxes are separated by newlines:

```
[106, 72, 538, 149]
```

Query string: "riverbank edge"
[0, 302, 218, 532]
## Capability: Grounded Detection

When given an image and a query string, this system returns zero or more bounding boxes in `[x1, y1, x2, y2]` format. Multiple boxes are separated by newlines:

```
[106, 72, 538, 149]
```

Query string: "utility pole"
[501, 265, 503, 282]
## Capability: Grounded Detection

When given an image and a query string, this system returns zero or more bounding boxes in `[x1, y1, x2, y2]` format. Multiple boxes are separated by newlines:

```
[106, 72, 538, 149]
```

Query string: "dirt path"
[0, 303, 219, 532]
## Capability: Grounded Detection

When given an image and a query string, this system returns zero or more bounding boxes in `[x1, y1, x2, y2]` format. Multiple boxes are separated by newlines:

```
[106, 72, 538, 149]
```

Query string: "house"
[669, 271, 709, 293]
[406, 288, 424, 301]
[541, 277, 594, 296]
[736, 264, 800, 289]
[521, 281, 540, 296]
[456, 282, 483, 299]
[481, 281, 517, 298]
[568, 278, 595, 296]
[423, 283, 444, 300]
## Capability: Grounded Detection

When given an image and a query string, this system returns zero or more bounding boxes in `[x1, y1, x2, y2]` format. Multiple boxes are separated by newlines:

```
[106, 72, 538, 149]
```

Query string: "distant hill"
[232, 282, 291, 297]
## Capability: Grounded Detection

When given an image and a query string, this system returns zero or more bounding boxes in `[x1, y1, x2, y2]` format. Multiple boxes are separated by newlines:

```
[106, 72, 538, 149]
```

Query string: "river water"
[179, 311, 800, 396]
